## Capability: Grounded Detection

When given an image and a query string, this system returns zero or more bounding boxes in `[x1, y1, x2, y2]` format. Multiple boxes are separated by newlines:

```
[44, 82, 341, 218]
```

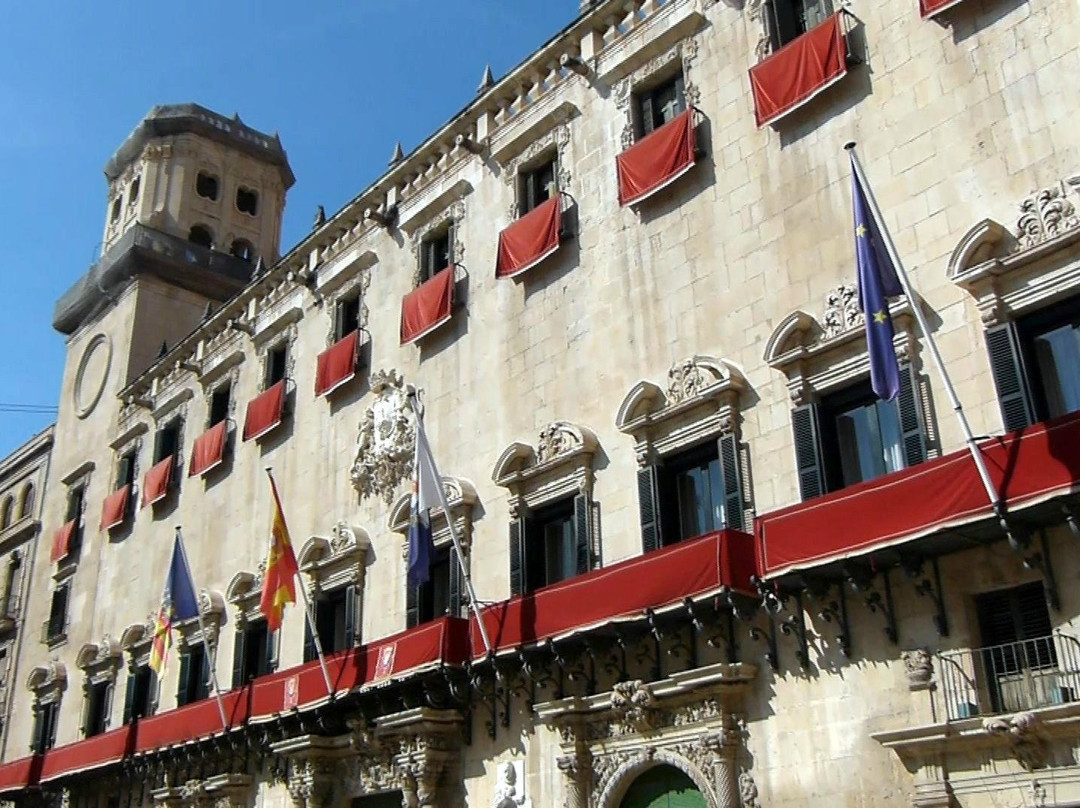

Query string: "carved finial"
[203, 302, 214, 322]
[389, 141, 405, 166]
[253, 256, 266, 278]
[313, 205, 326, 228]
[157, 341, 168, 359]
[478, 64, 495, 93]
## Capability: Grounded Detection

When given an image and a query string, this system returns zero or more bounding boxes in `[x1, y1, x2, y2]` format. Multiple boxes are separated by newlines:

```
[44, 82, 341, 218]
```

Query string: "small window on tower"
[196, 172, 219, 201]
[110, 197, 122, 223]
[236, 188, 259, 216]
[229, 240, 255, 262]
[129, 177, 140, 207]
[188, 225, 213, 249]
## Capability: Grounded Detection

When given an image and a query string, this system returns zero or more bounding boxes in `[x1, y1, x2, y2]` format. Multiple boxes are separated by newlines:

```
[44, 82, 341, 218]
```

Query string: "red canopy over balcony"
[616, 108, 696, 207]
[315, 330, 360, 396]
[920, 0, 964, 16]
[749, 12, 848, 127]
[50, 520, 76, 563]
[243, 380, 286, 442]
[757, 412, 1080, 579]
[99, 486, 130, 531]
[0, 756, 40, 795]
[495, 196, 563, 279]
[189, 422, 227, 477]
[141, 456, 173, 508]
[400, 267, 455, 345]
[469, 528, 756, 658]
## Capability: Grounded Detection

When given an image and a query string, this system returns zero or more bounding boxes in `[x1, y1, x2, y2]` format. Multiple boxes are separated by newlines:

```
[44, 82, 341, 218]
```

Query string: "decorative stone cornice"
[492, 422, 598, 512]
[389, 477, 477, 552]
[298, 522, 369, 594]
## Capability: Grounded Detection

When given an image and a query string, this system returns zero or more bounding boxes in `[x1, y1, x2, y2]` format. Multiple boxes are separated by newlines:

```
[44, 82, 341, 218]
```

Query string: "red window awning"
[469, 528, 756, 658]
[50, 520, 76, 563]
[99, 486, 130, 531]
[315, 330, 360, 396]
[243, 380, 286, 442]
[749, 12, 847, 128]
[141, 457, 174, 508]
[495, 196, 563, 279]
[920, 0, 964, 16]
[616, 108, 696, 207]
[400, 267, 455, 345]
[757, 411, 1080, 579]
[189, 421, 228, 477]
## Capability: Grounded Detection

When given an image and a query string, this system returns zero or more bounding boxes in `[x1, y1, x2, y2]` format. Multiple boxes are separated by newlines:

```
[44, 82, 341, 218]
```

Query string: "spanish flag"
[260, 471, 299, 632]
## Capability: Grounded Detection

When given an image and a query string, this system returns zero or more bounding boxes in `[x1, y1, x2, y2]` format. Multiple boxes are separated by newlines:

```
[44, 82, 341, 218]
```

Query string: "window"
[46, 584, 69, 642]
[209, 383, 231, 427]
[84, 680, 110, 737]
[265, 343, 288, 388]
[229, 239, 255, 262]
[110, 197, 122, 223]
[0, 497, 11, 529]
[1, 552, 20, 617]
[154, 419, 181, 464]
[129, 176, 140, 206]
[122, 664, 155, 723]
[768, 0, 831, 48]
[419, 226, 453, 284]
[510, 495, 592, 595]
[518, 158, 557, 216]
[31, 699, 59, 753]
[64, 484, 85, 558]
[790, 364, 926, 500]
[176, 643, 210, 707]
[975, 582, 1056, 713]
[634, 73, 686, 139]
[116, 449, 136, 491]
[232, 620, 274, 686]
[305, 586, 356, 660]
[19, 483, 34, 519]
[335, 294, 361, 342]
[195, 172, 219, 201]
[407, 549, 457, 628]
[236, 187, 259, 216]
[188, 225, 213, 249]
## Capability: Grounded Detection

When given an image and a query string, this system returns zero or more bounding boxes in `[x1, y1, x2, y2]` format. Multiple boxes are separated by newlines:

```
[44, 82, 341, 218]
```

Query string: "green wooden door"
[352, 793, 403, 808]
[619, 765, 707, 808]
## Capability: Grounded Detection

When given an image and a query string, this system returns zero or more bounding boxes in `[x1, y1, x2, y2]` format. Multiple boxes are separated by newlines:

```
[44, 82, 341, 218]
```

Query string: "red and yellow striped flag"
[148, 605, 172, 674]
[260, 473, 298, 632]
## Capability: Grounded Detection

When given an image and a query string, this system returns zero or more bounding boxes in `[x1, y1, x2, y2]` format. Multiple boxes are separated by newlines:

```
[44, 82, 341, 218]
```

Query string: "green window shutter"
[448, 547, 462, 618]
[405, 582, 420, 629]
[637, 466, 663, 553]
[986, 322, 1035, 432]
[509, 517, 527, 597]
[897, 362, 927, 467]
[303, 617, 316, 663]
[573, 493, 591, 576]
[717, 433, 745, 531]
[176, 652, 192, 707]
[265, 625, 278, 675]
[792, 403, 825, 500]
[640, 94, 656, 136]
[31, 705, 43, 753]
[122, 669, 137, 725]
[344, 585, 357, 647]
[231, 629, 246, 688]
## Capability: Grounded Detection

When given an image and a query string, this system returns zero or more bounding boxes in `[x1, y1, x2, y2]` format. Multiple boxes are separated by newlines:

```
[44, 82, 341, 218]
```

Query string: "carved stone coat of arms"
[350, 370, 416, 503]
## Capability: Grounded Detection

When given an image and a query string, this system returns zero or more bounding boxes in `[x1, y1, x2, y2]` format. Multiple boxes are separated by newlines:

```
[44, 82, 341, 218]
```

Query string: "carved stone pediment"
[351, 370, 417, 504]
[492, 422, 598, 513]
[298, 523, 369, 594]
[389, 477, 477, 552]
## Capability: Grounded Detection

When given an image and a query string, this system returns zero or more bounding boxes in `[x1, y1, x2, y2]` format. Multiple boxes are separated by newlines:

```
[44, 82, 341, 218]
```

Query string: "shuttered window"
[232, 620, 274, 687]
[83, 681, 111, 737]
[407, 549, 452, 627]
[768, 0, 832, 48]
[419, 226, 454, 284]
[305, 585, 357, 660]
[335, 295, 361, 342]
[635, 73, 687, 138]
[122, 664, 155, 724]
[31, 700, 59, 753]
[508, 495, 593, 595]
[209, 383, 232, 428]
[519, 159, 557, 216]
[176, 643, 209, 706]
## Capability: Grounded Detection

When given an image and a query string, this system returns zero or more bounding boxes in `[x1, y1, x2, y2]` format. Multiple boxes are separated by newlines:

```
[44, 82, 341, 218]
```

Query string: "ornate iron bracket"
[806, 577, 851, 657]
[733, 581, 777, 670]
[845, 562, 898, 644]
[901, 555, 949, 637]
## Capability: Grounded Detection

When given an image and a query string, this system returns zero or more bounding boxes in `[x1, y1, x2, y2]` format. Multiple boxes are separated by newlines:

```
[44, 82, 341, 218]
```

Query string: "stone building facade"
[1, 0, 1079, 805]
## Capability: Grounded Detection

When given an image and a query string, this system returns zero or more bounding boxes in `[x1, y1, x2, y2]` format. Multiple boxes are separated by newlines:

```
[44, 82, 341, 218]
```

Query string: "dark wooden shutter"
[45, 702, 58, 750]
[31, 705, 43, 753]
[509, 517, 527, 597]
[573, 493, 591, 576]
[770, 0, 802, 46]
[265, 625, 278, 674]
[448, 548, 462, 618]
[176, 651, 192, 706]
[986, 322, 1035, 432]
[673, 74, 687, 116]
[897, 362, 927, 468]
[405, 582, 420, 628]
[231, 629, 245, 688]
[638, 466, 663, 553]
[122, 669, 136, 724]
[344, 585, 357, 647]
[303, 617, 316, 663]
[792, 403, 825, 500]
[717, 433, 745, 531]
[640, 94, 656, 136]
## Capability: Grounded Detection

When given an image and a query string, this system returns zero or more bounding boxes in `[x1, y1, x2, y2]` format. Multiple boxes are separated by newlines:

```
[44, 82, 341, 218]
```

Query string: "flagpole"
[406, 392, 495, 659]
[264, 468, 335, 696]
[845, 143, 1015, 541]
[174, 527, 228, 731]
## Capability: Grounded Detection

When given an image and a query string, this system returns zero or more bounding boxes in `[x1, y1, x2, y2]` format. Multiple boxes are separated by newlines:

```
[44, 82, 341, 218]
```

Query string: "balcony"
[939, 634, 1080, 720]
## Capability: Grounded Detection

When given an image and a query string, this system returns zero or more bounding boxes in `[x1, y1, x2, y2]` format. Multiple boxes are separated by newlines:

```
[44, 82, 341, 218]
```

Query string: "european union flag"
[852, 160, 904, 401]
[165, 534, 200, 621]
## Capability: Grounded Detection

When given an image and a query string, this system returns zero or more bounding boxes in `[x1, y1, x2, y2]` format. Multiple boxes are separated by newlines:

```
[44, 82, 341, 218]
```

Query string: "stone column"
[557, 752, 590, 808]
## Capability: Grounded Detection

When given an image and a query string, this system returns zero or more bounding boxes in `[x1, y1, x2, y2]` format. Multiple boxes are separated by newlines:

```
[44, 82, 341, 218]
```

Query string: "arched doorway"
[619, 764, 707, 808]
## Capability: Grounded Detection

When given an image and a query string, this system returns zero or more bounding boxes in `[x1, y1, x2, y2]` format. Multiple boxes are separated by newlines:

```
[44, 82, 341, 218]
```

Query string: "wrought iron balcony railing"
[939, 633, 1080, 720]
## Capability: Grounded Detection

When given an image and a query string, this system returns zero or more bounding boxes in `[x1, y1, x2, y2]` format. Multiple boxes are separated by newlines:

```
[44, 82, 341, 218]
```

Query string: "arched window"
[128, 176, 140, 207]
[229, 239, 255, 262]
[196, 172, 219, 201]
[188, 225, 214, 249]
[110, 197, 121, 223]
[19, 483, 34, 519]
[235, 187, 259, 216]
[0, 496, 12, 530]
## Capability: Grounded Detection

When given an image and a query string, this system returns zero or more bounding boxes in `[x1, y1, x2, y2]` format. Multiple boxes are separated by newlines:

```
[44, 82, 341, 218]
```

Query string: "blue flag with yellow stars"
[852, 161, 903, 401]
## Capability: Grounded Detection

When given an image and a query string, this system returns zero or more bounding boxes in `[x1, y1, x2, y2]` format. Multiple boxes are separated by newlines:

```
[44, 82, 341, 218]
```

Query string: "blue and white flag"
[407, 418, 443, 587]
[852, 156, 904, 401]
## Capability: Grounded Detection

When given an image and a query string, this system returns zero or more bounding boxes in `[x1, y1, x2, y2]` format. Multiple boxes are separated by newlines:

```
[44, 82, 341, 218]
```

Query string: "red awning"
[315, 330, 360, 396]
[920, 0, 964, 16]
[749, 12, 847, 127]
[469, 529, 756, 658]
[757, 412, 1080, 578]
[400, 267, 455, 345]
[189, 422, 228, 477]
[616, 109, 696, 207]
[243, 380, 286, 442]
[38, 725, 134, 784]
[50, 520, 76, 563]
[100, 486, 130, 531]
[141, 457, 173, 508]
[0, 755, 40, 797]
[495, 196, 563, 279]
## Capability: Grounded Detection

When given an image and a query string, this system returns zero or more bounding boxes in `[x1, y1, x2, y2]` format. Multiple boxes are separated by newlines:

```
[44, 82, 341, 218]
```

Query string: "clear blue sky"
[0, 1, 574, 456]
